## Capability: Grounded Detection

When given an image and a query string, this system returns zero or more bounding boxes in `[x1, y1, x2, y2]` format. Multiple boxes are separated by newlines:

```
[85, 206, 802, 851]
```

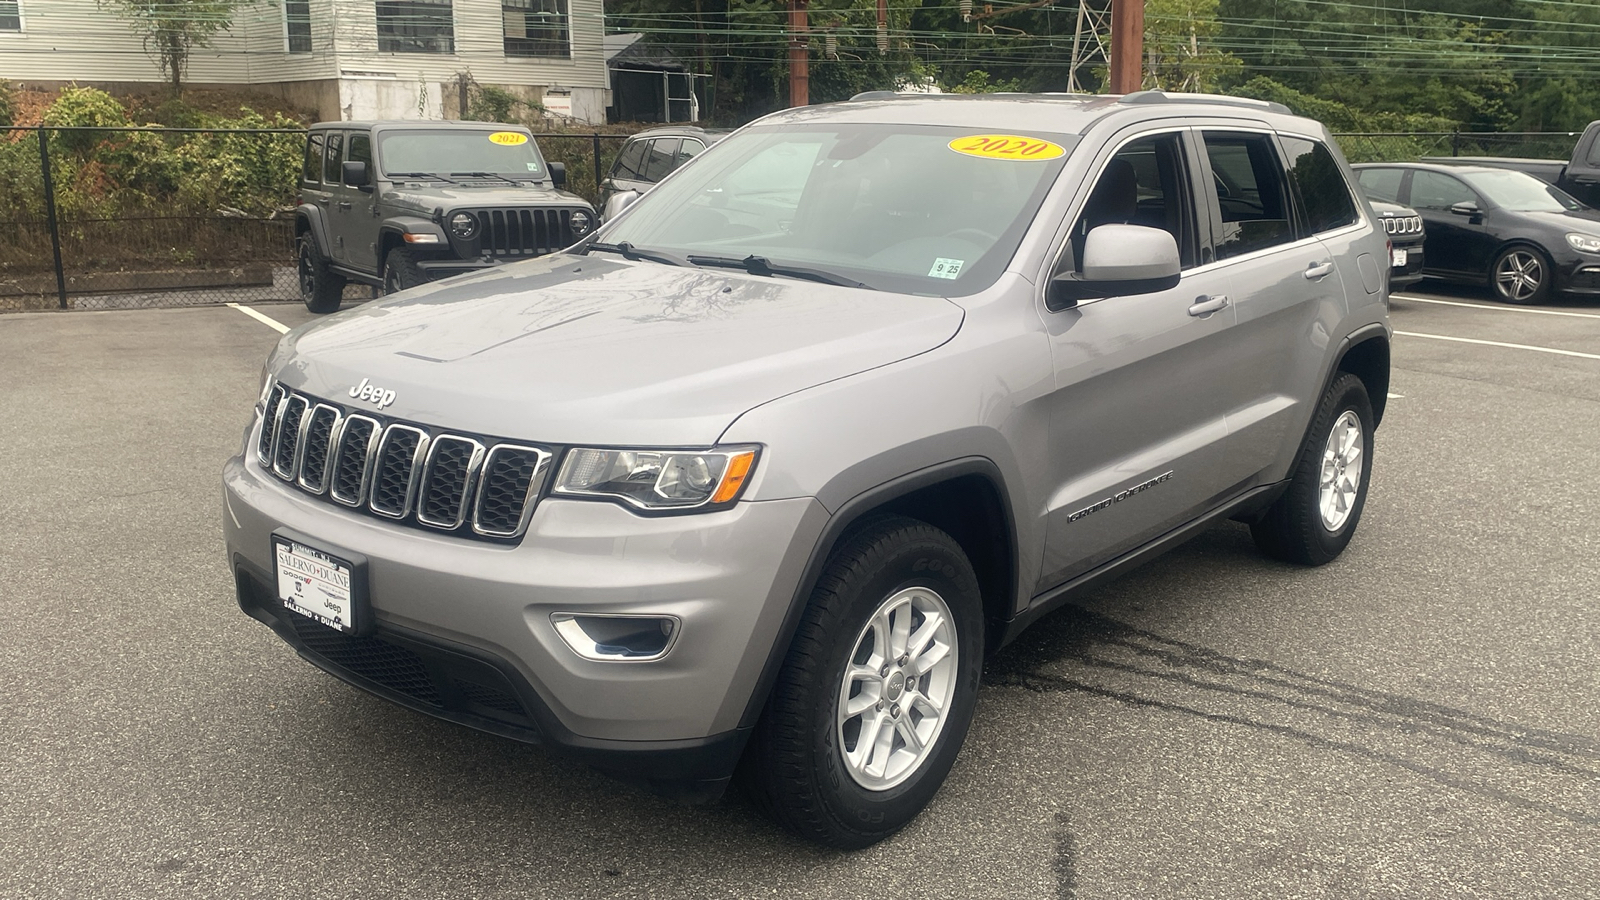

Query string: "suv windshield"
[599, 123, 1078, 294]
[379, 130, 547, 178]
[1460, 169, 1583, 212]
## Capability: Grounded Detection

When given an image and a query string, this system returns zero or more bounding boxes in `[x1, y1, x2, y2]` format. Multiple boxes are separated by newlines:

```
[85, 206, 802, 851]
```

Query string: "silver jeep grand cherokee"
[224, 91, 1391, 849]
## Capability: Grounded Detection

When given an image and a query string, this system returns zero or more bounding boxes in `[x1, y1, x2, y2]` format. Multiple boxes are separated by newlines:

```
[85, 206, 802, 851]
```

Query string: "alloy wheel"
[1494, 250, 1543, 302]
[297, 242, 317, 298]
[1319, 410, 1363, 532]
[836, 586, 958, 791]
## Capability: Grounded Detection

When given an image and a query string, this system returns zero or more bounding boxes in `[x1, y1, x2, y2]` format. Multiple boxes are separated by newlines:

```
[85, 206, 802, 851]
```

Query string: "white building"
[0, 0, 610, 123]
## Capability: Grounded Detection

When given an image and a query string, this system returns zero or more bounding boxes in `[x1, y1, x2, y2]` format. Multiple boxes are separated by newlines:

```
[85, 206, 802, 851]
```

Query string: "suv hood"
[272, 255, 964, 446]
[382, 183, 591, 213]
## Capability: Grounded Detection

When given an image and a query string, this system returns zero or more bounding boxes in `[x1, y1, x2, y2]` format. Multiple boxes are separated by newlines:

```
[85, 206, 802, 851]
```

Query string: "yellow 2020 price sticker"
[948, 134, 1066, 161]
[488, 131, 529, 146]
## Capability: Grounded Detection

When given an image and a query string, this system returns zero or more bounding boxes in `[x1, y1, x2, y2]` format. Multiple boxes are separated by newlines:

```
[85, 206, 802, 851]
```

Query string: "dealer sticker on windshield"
[948, 134, 1066, 161]
[929, 258, 966, 279]
[489, 131, 529, 146]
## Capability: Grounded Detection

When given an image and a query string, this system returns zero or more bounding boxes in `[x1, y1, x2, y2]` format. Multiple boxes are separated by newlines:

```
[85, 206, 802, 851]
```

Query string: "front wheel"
[383, 247, 427, 295]
[298, 235, 345, 314]
[1251, 373, 1375, 565]
[743, 516, 984, 849]
[1491, 245, 1552, 305]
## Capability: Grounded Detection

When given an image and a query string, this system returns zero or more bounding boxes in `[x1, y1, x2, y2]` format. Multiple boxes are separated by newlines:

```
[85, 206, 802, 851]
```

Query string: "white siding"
[0, 0, 605, 90]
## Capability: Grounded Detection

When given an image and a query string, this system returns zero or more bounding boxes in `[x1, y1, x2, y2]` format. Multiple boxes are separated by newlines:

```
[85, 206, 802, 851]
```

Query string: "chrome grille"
[255, 386, 551, 541]
[1381, 215, 1423, 235]
[370, 425, 428, 519]
[463, 207, 578, 258]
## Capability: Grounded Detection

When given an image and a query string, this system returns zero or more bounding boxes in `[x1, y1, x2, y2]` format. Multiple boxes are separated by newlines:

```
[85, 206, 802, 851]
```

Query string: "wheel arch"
[1335, 327, 1391, 427]
[295, 206, 331, 257]
[736, 457, 1021, 731]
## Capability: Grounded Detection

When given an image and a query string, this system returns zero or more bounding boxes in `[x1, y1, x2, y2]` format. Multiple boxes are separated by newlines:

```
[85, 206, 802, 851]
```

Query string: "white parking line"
[1392, 294, 1600, 320]
[1395, 330, 1600, 361]
[226, 302, 289, 334]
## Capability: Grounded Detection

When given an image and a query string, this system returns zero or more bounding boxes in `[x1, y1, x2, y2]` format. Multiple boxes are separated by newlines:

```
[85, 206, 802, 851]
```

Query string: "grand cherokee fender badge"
[1068, 471, 1174, 522]
[348, 378, 396, 409]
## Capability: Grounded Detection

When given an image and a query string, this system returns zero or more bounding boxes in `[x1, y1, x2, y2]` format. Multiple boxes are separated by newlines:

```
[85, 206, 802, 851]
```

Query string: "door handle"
[316, 197, 330, 206]
[1188, 294, 1229, 316]
[337, 201, 352, 211]
[1304, 261, 1334, 279]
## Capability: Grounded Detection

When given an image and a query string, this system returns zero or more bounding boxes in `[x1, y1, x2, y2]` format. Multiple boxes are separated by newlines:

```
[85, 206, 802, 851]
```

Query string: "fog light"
[551, 613, 679, 661]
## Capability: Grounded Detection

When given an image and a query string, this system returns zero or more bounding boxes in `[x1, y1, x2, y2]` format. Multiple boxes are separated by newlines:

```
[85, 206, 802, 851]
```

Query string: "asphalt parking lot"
[2, 281, 1597, 899]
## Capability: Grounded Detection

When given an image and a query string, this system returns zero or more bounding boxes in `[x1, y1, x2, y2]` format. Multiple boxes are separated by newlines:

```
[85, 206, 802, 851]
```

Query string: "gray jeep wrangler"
[294, 121, 597, 311]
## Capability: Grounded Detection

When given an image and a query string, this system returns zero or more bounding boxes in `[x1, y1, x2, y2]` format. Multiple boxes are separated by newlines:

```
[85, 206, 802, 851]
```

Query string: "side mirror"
[341, 160, 369, 189]
[1449, 201, 1481, 217]
[549, 162, 566, 189]
[601, 189, 640, 223]
[1049, 224, 1182, 310]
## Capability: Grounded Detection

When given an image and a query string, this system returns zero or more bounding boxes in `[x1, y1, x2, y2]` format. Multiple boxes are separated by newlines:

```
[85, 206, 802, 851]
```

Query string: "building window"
[503, 0, 569, 58]
[377, 0, 454, 53]
[284, 0, 311, 53]
[1, 0, 21, 31]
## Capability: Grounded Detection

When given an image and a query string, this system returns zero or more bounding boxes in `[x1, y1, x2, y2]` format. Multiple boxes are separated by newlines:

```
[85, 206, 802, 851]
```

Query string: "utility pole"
[1108, 0, 1144, 94]
[788, 0, 810, 107]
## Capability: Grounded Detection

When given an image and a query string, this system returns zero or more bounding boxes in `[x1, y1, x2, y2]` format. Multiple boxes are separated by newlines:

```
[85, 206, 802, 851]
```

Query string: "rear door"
[1037, 126, 1240, 590]
[1194, 129, 1349, 489]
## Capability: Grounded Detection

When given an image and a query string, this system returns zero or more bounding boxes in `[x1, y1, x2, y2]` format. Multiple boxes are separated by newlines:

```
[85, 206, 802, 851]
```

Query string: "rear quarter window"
[1281, 137, 1359, 234]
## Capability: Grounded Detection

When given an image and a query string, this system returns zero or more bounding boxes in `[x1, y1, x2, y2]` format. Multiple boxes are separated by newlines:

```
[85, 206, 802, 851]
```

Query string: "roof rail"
[1119, 90, 1292, 116]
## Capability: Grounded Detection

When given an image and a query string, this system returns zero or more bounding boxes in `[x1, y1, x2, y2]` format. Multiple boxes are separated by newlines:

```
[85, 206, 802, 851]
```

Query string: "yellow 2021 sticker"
[488, 131, 529, 146]
[948, 134, 1065, 161]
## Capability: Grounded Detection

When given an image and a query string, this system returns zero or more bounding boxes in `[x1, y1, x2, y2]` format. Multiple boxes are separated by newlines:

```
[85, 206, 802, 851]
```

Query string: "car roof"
[1350, 161, 1512, 176]
[749, 90, 1317, 135]
[626, 125, 732, 141]
[308, 120, 534, 131]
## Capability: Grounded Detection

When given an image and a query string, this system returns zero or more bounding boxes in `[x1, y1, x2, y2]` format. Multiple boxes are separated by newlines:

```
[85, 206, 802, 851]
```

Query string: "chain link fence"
[0, 125, 629, 314]
[0, 126, 1587, 314]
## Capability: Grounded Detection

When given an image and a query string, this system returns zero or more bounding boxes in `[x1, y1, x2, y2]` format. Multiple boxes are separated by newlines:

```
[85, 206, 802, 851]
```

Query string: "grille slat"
[258, 386, 548, 540]
[473, 445, 549, 537]
[273, 395, 310, 479]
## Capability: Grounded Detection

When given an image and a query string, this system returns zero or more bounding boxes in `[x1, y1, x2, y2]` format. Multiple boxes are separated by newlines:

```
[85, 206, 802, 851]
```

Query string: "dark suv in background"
[295, 121, 597, 312]
[598, 125, 730, 221]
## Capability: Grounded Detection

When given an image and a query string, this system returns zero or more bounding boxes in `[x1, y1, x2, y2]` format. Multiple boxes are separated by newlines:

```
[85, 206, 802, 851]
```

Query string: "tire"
[1490, 245, 1552, 305]
[742, 515, 984, 849]
[383, 247, 426, 295]
[297, 234, 345, 314]
[1250, 373, 1374, 566]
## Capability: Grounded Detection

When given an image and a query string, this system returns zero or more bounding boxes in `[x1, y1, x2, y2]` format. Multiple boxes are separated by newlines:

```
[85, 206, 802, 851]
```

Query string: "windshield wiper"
[686, 254, 873, 290]
[386, 171, 460, 184]
[450, 171, 524, 185]
[582, 241, 690, 267]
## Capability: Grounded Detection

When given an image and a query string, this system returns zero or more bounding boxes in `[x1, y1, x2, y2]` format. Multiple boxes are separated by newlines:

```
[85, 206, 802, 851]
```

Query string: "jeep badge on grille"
[348, 378, 396, 409]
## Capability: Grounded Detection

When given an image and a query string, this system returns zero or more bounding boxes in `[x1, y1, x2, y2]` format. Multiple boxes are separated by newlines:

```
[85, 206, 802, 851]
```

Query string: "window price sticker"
[948, 134, 1066, 161]
[929, 258, 965, 279]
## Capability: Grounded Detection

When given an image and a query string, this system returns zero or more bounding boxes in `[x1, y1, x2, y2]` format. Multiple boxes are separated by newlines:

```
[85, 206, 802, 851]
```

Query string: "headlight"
[1566, 232, 1600, 254]
[554, 446, 758, 510]
[450, 212, 478, 239]
[570, 210, 593, 236]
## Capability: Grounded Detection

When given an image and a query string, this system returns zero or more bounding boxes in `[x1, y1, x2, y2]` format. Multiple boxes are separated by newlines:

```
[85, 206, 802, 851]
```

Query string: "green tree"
[99, 0, 257, 97]
[1144, 0, 1239, 92]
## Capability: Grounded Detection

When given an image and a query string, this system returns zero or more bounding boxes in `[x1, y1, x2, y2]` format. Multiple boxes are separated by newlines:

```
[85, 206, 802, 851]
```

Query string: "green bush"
[0, 81, 15, 128]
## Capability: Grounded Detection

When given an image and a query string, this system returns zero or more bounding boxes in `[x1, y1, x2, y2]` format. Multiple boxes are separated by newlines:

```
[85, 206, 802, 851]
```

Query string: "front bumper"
[223, 454, 826, 791]
[1558, 258, 1600, 296]
[1390, 238, 1425, 288]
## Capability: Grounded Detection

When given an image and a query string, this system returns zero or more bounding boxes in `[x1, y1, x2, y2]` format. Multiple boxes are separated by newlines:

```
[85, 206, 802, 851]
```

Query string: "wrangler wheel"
[298, 235, 345, 314]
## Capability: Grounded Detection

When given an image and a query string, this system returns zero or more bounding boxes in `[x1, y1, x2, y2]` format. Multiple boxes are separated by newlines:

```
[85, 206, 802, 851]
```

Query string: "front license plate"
[274, 537, 356, 634]
[1391, 248, 1408, 267]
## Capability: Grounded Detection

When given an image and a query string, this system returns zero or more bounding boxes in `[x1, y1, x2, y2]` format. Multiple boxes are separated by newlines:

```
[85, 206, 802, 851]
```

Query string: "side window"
[640, 139, 680, 182]
[676, 140, 705, 168]
[348, 133, 373, 167]
[610, 139, 650, 181]
[1201, 132, 1294, 260]
[323, 131, 344, 185]
[303, 132, 325, 185]
[1072, 132, 1197, 271]
[1409, 171, 1476, 209]
[1281, 137, 1358, 235]
[1587, 135, 1600, 167]
[1357, 168, 1404, 203]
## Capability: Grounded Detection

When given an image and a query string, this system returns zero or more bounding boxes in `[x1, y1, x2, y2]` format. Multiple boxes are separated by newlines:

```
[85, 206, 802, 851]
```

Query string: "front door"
[1406, 169, 1493, 276]
[320, 131, 348, 263]
[343, 131, 382, 274]
[1037, 127, 1240, 590]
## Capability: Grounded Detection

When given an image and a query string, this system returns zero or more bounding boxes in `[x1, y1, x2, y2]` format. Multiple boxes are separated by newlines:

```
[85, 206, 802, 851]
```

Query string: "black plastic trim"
[735, 457, 1020, 730]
